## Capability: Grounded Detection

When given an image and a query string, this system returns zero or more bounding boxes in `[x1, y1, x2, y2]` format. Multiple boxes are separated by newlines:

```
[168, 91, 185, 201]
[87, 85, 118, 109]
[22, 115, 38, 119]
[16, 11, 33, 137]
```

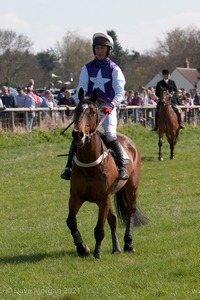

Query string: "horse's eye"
[89, 109, 95, 117]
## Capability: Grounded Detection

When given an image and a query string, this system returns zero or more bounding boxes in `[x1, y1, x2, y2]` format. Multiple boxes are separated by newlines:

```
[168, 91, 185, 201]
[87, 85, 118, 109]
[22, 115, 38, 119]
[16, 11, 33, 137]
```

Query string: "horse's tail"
[114, 187, 149, 227]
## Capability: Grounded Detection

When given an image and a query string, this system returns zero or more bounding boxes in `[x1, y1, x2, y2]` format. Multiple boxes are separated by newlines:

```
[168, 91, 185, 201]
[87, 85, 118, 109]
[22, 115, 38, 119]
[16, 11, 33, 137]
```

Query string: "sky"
[1, 0, 200, 54]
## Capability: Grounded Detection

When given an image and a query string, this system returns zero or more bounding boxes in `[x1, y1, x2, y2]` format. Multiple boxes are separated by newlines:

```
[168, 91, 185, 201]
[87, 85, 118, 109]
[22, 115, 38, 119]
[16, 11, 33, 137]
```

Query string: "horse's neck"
[160, 102, 176, 121]
[76, 133, 105, 163]
[160, 102, 170, 112]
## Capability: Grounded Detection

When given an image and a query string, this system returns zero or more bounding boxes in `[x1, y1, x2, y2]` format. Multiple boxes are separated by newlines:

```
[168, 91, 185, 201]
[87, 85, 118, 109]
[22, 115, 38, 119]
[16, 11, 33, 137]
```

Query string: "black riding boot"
[178, 113, 185, 129]
[60, 142, 76, 180]
[110, 139, 129, 180]
[152, 109, 159, 131]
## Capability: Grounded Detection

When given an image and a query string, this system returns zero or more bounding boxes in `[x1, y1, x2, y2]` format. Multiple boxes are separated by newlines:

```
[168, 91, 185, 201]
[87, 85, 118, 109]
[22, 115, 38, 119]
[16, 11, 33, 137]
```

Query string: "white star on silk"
[90, 70, 110, 92]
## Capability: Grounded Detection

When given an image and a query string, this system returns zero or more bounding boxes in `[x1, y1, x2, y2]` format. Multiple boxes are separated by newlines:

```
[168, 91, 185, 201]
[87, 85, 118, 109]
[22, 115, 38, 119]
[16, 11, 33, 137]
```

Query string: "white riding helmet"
[92, 33, 114, 48]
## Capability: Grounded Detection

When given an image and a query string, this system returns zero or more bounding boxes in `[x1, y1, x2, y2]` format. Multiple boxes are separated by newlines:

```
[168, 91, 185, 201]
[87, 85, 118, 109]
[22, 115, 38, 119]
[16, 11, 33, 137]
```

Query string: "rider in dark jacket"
[152, 69, 184, 131]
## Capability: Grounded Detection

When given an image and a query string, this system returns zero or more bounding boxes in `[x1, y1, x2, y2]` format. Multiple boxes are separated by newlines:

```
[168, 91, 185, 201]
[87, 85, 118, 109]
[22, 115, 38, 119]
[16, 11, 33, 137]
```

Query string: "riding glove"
[102, 102, 115, 114]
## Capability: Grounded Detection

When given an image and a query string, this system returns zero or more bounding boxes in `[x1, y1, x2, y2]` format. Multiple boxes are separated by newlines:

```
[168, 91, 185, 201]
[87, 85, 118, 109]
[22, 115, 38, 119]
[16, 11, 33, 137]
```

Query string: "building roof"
[175, 68, 200, 86]
[145, 66, 200, 91]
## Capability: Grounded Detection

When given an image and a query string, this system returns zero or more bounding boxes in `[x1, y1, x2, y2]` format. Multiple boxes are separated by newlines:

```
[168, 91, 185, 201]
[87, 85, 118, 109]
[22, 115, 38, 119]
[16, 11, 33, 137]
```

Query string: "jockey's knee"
[104, 133, 117, 143]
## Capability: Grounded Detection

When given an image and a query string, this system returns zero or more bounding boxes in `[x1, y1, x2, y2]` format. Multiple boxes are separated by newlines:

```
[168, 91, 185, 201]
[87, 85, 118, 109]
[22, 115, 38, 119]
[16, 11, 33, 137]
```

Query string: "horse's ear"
[78, 87, 84, 101]
[91, 89, 98, 102]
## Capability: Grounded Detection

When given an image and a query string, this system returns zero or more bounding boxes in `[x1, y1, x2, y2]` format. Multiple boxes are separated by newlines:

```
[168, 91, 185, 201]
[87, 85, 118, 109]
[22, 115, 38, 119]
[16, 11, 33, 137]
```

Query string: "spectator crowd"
[0, 80, 76, 131]
[0, 79, 200, 131]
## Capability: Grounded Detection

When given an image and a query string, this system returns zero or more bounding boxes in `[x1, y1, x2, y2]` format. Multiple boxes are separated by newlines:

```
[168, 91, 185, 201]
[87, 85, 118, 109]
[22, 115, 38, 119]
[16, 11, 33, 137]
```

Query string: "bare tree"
[0, 29, 33, 55]
[0, 29, 44, 86]
[55, 31, 93, 87]
[154, 26, 200, 69]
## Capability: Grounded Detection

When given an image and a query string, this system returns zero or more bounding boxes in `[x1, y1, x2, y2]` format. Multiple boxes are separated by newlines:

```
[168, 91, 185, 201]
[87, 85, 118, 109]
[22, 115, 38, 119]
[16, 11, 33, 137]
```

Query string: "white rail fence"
[1, 105, 200, 131]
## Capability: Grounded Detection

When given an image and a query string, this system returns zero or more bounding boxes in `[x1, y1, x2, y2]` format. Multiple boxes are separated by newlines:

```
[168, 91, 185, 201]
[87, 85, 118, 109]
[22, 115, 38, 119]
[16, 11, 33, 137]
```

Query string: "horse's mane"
[97, 131, 110, 148]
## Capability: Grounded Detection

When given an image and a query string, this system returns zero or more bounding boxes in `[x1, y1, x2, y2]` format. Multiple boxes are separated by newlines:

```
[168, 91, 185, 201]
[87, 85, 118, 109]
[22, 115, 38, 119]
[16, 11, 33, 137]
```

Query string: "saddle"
[97, 131, 129, 165]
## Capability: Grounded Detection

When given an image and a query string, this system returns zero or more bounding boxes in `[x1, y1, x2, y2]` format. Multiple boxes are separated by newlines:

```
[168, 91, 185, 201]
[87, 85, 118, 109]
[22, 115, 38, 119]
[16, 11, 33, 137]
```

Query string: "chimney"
[184, 58, 189, 68]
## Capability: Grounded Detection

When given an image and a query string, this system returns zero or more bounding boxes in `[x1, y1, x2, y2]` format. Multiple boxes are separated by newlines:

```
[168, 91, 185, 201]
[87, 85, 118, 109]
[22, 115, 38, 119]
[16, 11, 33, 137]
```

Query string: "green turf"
[0, 125, 199, 299]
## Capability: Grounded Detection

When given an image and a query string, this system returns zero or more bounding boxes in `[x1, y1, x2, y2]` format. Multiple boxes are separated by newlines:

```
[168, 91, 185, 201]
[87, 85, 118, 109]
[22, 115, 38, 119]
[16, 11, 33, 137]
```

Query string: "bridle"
[74, 100, 108, 144]
[73, 100, 110, 167]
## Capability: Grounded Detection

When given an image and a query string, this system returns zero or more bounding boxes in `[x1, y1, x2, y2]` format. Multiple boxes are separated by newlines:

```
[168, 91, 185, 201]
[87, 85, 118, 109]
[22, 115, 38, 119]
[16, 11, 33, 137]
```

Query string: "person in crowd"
[191, 88, 200, 105]
[118, 91, 129, 120]
[127, 91, 141, 122]
[0, 97, 6, 110]
[145, 89, 158, 124]
[138, 86, 149, 105]
[45, 82, 55, 93]
[57, 87, 67, 103]
[1, 86, 17, 129]
[1, 86, 17, 108]
[40, 90, 58, 120]
[24, 87, 37, 131]
[24, 79, 42, 131]
[16, 87, 26, 107]
[26, 79, 43, 107]
[41, 90, 57, 108]
[173, 89, 183, 105]
[152, 69, 184, 131]
[15, 87, 27, 125]
[182, 92, 193, 124]
[126, 90, 134, 105]
[60, 32, 129, 181]
[147, 90, 159, 105]
[58, 89, 76, 117]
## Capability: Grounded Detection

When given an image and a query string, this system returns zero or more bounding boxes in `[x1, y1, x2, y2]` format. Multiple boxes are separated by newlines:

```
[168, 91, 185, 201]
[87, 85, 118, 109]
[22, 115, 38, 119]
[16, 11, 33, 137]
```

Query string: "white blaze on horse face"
[82, 103, 89, 110]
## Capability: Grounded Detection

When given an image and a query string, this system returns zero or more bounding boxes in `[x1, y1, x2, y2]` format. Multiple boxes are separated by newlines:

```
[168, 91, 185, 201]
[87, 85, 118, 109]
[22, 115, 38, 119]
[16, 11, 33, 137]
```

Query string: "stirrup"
[60, 167, 72, 180]
[117, 168, 129, 180]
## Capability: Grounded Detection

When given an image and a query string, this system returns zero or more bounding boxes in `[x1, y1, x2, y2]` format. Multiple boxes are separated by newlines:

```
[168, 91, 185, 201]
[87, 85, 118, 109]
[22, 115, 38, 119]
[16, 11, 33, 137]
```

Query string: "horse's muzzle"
[72, 130, 85, 146]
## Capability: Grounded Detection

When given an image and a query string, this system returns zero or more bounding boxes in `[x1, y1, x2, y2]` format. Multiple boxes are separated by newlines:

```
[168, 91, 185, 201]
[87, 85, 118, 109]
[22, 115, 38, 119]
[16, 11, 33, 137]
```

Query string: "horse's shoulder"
[97, 131, 110, 148]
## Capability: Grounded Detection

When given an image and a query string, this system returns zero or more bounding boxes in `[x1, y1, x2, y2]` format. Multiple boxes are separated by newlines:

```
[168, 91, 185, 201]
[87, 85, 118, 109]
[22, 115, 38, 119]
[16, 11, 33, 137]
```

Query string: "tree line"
[0, 26, 200, 91]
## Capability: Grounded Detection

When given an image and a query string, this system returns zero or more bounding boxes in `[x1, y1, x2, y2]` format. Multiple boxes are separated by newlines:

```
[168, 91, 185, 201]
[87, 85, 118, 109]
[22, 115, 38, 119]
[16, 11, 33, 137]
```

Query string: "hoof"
[77, 243, 90, 257]
[94, 245, 101, 259]
[112, 250, 121, 255]
[159, 157, 164, 161]
[124, 243, 136, 253]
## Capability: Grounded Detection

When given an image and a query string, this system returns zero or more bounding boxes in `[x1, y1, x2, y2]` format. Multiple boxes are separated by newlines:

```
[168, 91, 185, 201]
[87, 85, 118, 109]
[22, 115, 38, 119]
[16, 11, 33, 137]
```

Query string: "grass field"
[0, 124, 200, 300]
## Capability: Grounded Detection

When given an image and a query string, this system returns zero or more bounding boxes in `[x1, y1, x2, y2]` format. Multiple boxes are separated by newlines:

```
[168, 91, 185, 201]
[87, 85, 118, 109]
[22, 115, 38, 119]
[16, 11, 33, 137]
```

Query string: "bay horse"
[66, 88, 148, 259]
[157, 89, 181, 161]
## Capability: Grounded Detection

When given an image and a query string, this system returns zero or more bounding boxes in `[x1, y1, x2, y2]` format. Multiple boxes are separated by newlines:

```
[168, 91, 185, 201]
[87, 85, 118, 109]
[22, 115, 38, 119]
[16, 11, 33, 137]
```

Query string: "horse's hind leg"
[107, 208, 121, 254]
[66, 198, 90, 257]
[124, 213, 136, 252]
[94, 198, 111, 259]
[158, 136, 164, 161]
[116, 185, 137, 252]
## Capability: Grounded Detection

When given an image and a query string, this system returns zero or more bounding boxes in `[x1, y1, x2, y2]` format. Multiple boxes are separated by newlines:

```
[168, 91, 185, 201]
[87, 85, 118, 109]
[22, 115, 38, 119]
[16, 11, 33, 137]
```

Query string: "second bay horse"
[158, 89, 181, 160]
[66, 88, 148, 259]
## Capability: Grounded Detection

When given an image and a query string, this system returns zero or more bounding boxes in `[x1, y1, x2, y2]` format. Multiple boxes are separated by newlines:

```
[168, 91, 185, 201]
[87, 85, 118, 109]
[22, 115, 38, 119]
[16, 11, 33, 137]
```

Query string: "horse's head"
[72, 88, 99, 146]
[159, 88, 170, 105]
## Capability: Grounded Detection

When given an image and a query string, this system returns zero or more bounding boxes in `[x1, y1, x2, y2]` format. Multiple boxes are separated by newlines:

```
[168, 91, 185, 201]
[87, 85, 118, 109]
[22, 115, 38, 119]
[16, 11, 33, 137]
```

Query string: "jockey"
[152, 69, 184, 131]
[60, 32, 129, 181]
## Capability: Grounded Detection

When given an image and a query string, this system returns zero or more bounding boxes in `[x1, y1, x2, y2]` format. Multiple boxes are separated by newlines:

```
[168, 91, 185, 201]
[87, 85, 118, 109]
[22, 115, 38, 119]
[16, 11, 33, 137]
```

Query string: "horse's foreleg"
[158, 136, 164, 161]
[94, 200, 110, 259]
[107, 209, 121, 254]
[66, 199, 90, 257]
